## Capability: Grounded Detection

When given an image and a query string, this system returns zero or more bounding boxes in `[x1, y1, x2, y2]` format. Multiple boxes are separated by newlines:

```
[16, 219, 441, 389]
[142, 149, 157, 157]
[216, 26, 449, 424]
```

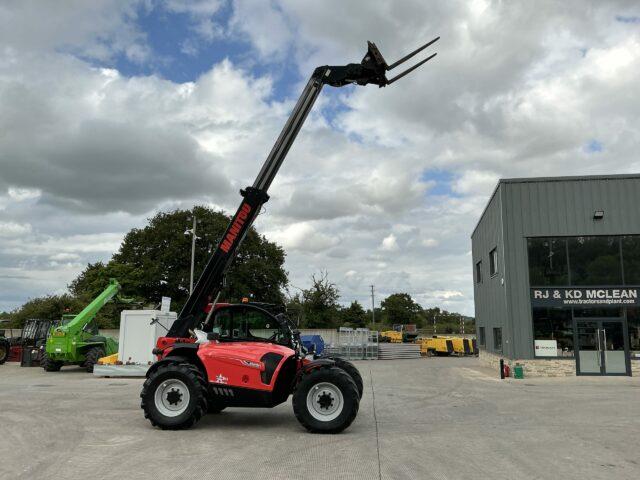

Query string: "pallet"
[377, 343, 422, 360]
[93, 364, 149, 377]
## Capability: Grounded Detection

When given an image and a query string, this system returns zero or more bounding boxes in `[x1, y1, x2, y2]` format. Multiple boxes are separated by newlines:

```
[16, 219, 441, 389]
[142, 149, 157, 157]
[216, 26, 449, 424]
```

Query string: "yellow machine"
[448, 337, 472, 355]
[381, 330, 404, 343]
[381, 324, 419, 343]
[420, 337, 454, 356]
[97, 353, 119, 365]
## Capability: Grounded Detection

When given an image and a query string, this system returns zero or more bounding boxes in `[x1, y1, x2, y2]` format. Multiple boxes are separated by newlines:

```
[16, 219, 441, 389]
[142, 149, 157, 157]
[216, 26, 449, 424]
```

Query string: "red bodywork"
[8, 345, 22, 362]
[199, 341, 296, 391]
[153, 302, 310, 394]
[155, 337, 307, 392]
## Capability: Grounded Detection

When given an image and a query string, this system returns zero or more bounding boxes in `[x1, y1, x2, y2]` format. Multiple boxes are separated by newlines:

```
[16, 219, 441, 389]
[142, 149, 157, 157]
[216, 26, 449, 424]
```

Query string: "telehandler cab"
[141, 37, 439, 433]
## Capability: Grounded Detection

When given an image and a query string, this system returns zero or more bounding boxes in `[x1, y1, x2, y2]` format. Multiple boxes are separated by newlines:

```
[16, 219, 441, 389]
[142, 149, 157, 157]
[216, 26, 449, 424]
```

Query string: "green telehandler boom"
[42, 279, 121, 373]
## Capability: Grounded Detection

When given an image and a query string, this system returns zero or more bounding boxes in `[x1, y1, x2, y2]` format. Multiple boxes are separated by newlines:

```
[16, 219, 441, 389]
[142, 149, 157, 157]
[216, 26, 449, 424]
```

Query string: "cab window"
[83, 319, 99, 335]
[238, 308, 279, 339]
[211, 307, 279, 341]
[212, 309, 232, 338]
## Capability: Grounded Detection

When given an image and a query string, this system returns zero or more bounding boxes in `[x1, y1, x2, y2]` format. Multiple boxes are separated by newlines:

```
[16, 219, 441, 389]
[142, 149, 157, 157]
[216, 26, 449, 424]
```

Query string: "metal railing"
[323, 327, 379, 360]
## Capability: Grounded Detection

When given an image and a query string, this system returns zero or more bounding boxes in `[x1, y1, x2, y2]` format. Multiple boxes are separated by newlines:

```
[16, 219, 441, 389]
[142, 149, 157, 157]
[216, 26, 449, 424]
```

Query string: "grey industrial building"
[472, 174, 640, 376]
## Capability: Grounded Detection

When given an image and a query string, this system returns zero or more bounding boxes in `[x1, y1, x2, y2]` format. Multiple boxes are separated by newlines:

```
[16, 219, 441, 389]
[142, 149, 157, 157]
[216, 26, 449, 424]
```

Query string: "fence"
[322, 327, 379, 360]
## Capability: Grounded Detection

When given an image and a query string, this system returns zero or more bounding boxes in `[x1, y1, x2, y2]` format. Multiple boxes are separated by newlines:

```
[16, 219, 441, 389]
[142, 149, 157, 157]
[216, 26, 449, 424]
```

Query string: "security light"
[593, 210, 604, 220]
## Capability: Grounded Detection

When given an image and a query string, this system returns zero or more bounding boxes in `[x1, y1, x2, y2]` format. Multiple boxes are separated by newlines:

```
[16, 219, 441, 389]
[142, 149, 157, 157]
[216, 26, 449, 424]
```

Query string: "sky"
[1, 0, 639, 316]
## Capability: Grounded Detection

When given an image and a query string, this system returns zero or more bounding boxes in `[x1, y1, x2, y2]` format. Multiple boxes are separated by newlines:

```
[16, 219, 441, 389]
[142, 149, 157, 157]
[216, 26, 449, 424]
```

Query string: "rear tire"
[140, 363, 208, 430]
[331, 359, 363, 399]
[293, 366, 359, 434]
[0, 339, 9, 365]
[41, 353, 63, 372]
[84, 346, 105, 373]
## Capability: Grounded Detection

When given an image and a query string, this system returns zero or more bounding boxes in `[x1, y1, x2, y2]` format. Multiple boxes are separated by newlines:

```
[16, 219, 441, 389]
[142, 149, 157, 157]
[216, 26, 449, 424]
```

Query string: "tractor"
[42, 279, 121, 373]
[0, 321, 10, 364]
[141, 37, 439, 433]
[0, 318, 56, 365]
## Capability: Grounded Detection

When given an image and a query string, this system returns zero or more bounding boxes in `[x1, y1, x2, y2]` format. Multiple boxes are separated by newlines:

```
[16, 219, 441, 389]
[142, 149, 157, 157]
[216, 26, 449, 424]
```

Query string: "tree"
[10, 294, 86, 328]
[341, 301, 367, 328]
[421, 306, 475, 334]
[69, 205, 288, 326]
[299, 271, 340, 328]
[381, 293, 422, 326]
[284, 293, 305, 328]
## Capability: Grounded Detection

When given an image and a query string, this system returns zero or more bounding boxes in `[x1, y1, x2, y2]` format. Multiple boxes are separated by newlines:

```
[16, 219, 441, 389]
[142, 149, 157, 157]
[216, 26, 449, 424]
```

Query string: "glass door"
[575, 319, 630, 375]
[601, 321, 627, 374]
[576, 321, 600, 374]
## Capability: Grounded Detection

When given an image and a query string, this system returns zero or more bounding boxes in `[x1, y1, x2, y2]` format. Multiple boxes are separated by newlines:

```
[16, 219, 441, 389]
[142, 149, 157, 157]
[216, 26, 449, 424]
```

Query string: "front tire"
[84, 346, 105, 373]
[0, 339, 9, 365]
[331, 358, 363, 399]
[140, 363, 208, 430]
[41, 353, 63, 372]
[293, 366, 359, 434]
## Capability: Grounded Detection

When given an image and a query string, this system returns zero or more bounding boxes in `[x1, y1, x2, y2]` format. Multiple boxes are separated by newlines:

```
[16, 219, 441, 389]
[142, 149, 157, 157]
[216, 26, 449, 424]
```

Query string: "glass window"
[493, 327, 502, 351]
[573, 307, 622, 318]
[489, 248, 498, 276]
[237, 308, 280, 339]
[532, 308, 574, 357]
[478, 326, 485, 346]
[527, 237, 568, 286]
[212, 307, 279, 340]
[212, 309, 232, 338]
[622, 236, 640, 285]
[568, 236, 622, 286]
[628, 308, 640, 360]
[475, 261, 482, 284]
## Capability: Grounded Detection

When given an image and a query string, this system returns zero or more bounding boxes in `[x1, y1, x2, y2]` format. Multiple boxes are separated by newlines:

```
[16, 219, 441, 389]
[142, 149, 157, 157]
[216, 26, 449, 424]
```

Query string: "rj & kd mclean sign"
[531, 287, 640, 307]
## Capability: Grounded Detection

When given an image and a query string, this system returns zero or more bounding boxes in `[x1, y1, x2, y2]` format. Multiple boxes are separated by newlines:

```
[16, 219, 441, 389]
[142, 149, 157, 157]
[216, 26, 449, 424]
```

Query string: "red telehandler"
[141, 37, 439, 433]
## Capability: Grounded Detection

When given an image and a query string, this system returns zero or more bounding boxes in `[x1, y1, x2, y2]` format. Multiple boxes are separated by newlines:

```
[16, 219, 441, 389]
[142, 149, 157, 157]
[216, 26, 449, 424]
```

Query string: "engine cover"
[197, 342, 296, 393]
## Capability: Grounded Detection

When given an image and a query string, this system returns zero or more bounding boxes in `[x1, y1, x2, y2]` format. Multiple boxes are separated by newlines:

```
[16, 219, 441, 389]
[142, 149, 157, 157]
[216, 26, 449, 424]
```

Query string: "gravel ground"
[1, 357, 639, 480]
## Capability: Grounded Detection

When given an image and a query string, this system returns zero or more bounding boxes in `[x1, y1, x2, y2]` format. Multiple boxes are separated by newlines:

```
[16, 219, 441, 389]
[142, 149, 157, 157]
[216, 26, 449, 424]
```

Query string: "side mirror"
[207, 332, 220, 341]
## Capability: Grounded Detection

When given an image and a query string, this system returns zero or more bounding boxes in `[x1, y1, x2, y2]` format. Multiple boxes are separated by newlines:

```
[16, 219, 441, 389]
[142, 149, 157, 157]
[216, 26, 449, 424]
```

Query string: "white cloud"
[265, 222, 338, 253]
[422, 238, 439, 248]
[2, 1, 640, 316]
[0, 1, 149, 63]
[453, 171, 500, 196]
[163, 0, 223, 16]
[7, 187, 41, 201]
[380, 234, 399, 252]
[49, 253, 81, 262]
[0, 222, 32, 237]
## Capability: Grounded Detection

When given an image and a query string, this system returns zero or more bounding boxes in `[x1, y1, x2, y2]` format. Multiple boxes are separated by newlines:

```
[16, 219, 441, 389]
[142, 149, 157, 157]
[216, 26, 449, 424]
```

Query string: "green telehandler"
[42, 279, 121, 373]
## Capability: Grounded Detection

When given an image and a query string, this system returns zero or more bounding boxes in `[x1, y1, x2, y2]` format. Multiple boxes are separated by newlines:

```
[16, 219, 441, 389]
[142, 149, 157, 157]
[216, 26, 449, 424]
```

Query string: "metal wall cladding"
[471, 186, 510, 356]
[472, 175, 640, 359]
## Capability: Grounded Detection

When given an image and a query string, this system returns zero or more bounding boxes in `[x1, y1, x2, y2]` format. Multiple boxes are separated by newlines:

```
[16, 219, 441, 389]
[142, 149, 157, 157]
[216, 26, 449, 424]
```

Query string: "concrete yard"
[1, 358, 639, 480]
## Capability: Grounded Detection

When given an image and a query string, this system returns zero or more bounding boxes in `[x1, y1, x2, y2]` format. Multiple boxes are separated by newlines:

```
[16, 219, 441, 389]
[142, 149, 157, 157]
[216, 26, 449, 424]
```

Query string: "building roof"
[498, 173, 640, 184]
[471, 173, 640, 237]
